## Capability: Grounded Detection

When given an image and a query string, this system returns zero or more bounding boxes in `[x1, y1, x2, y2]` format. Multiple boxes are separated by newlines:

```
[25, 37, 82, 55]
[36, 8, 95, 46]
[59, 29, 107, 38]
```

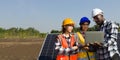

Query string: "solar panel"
[38, 33, 120, 60]
[38, 34, 58, 60]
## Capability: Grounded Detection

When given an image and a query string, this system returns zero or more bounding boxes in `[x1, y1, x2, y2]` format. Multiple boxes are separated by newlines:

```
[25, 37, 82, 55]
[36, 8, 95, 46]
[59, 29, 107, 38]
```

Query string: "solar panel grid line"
[52, 46, 55, 59]
[51, 34, 57, 59]
[37, 34, 48, 60]
[45, 34, 52, 56]
[43, 34, 51, 60]
[40, 34, 50, 56]
[48, 34, 57, 60]
[49, 35, 54, 59]
[52, 34, 58, 60]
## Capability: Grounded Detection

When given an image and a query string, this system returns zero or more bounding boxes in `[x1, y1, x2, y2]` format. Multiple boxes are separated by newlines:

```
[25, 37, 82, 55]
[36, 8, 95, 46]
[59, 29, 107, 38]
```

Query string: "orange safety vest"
[60, 34, 75, 48]
[56, 34, 77, 60]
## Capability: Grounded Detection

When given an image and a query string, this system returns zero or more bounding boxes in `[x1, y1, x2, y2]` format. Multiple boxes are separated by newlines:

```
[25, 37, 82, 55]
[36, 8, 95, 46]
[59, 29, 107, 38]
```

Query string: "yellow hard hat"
[62, 18, 75, 26]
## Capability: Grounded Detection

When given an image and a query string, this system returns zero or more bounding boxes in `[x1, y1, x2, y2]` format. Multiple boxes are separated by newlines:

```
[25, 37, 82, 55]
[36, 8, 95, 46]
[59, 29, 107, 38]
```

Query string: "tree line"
[0, 27, 46, 39]
[51, 24, 120, 33]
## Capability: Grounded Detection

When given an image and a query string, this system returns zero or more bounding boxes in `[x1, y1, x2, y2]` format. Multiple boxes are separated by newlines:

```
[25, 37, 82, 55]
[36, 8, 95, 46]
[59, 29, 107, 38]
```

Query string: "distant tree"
[73, 27, 79, 32]
[0, 28, 5, 38]
[40, 33, 46, 38]
[51, 25, 99, 33]
[0, 28, 5, 33]
[88, 25, 99, 31]
[114, 22, 120, 32]
[7, 27, 19, 36]
[0, 27, 46, 39]
[26, 27, 40, 36]
[73, 25, 99, 32]
[51, 30, 61, 33]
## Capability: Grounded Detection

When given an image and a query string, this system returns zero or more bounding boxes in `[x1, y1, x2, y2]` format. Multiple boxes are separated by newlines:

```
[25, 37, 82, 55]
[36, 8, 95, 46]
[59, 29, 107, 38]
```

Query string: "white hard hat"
[92, 8, 103, 17]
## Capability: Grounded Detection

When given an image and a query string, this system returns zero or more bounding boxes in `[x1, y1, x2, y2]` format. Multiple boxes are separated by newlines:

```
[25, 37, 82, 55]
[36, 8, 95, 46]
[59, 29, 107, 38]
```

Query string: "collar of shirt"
[100, 20, 107, 31]
[80, 31, 85, 38]
[101, 20, 107, 27]
[63, 34, 72, 37]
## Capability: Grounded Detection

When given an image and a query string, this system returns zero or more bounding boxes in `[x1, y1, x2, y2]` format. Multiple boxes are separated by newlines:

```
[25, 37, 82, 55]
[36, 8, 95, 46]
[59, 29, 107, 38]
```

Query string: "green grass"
[0, 27, 46, 39]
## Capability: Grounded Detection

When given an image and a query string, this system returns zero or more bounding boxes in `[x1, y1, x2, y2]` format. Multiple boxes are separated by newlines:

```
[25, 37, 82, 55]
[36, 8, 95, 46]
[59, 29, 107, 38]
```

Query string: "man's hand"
[94, 42, 103, 47]
[83, 47, 89, 50]
[72, 46, 78, 50]
[82, 43, 89, 47]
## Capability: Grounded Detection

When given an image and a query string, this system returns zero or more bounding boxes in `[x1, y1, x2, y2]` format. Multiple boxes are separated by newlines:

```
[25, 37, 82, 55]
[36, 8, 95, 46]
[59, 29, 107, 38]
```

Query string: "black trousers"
[112, 53, 120, 60]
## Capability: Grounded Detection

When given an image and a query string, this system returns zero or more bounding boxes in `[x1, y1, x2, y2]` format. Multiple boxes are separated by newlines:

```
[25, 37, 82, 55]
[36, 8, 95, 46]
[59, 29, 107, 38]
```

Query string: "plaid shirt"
[55, 34, 79, 55]
[96, 20, 120, 60]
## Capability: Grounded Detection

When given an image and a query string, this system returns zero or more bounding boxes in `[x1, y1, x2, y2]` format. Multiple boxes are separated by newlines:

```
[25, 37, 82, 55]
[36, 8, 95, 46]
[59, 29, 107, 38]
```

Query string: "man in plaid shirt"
[91, 8, 120, 60]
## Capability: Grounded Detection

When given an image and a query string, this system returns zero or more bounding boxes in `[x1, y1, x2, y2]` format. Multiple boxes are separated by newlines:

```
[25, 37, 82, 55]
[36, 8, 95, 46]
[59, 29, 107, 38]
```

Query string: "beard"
[95, 20, 104, 26]
[96, 21, 101, 25]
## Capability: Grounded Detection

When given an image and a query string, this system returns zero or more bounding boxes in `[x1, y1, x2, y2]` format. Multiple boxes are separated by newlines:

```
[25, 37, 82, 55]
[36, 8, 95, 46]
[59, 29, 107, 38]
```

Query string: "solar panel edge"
[37, 34, 49, 60]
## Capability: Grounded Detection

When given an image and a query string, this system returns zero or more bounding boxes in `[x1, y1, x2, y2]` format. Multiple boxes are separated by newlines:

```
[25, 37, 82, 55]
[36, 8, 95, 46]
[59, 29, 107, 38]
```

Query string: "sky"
[0, 0, 120, 33]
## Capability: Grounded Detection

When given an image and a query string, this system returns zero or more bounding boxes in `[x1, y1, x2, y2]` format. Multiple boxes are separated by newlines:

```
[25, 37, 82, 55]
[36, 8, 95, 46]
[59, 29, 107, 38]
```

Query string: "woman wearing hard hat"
[55, 18, 79, 60]
[77, 17, 95, 60]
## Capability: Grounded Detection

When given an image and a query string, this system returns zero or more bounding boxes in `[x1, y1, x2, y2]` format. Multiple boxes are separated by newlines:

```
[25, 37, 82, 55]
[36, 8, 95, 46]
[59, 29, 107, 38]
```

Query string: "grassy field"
[0, 38, 44, 60]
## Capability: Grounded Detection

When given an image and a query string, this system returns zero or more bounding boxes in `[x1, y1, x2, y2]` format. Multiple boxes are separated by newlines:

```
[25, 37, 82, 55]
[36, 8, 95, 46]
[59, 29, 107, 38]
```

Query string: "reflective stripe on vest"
[58, 34, 75, 48]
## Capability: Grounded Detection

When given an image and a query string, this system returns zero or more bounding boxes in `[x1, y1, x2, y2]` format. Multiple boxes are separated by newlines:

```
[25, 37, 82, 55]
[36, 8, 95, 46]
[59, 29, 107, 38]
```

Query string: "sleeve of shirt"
[104, 23, 118, 51]
[55, 35, 65, 53]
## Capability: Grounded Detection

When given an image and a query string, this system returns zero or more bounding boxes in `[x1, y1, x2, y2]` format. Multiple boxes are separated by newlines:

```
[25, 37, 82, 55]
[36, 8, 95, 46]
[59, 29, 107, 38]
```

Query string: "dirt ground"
[0, 38, 44, 60]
